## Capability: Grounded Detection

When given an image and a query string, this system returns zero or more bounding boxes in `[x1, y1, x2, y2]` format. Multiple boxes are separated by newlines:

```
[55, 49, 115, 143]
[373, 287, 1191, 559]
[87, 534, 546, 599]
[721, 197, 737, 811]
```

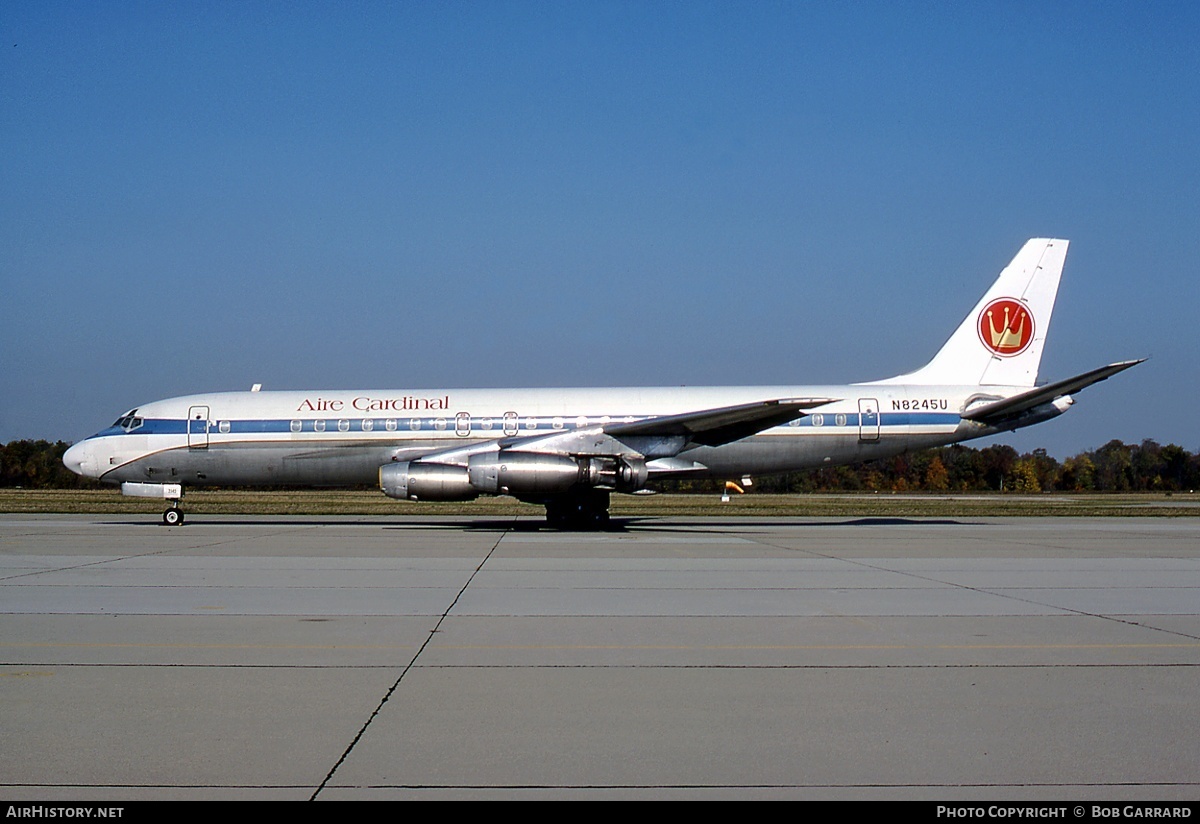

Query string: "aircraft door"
[188, 405, 210, 449]
[858, 398, 880, 442]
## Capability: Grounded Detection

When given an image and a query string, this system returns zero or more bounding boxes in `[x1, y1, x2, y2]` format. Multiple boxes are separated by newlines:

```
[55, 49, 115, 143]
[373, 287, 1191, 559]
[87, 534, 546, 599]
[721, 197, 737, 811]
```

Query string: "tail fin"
[877, 238, 1068, 387]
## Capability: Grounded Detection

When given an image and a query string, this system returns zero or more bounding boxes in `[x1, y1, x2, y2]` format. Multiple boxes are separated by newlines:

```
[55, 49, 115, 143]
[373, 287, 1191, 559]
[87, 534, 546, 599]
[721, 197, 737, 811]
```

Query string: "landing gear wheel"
[163, 507, 184, 526]
[545, 489, 611, 530]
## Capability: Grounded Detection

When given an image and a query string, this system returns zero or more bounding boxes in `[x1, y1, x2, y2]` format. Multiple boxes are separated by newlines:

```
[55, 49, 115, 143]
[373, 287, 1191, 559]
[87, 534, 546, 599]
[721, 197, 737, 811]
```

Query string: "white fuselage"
[64, 382, 1026, 488]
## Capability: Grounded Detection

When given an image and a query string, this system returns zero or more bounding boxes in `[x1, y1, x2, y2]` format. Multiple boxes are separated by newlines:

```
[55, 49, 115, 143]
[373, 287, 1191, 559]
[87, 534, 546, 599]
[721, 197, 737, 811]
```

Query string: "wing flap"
[645, 457, 710, 475]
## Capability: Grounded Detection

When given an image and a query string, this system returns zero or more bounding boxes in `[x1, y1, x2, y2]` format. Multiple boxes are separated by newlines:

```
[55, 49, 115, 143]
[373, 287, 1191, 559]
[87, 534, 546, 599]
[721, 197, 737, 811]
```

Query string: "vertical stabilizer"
[875, 238, 1068, 387]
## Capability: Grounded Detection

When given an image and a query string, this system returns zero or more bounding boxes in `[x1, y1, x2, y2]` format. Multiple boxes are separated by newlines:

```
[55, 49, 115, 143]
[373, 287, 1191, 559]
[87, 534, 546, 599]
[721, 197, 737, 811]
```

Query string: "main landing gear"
[544, 488, 611, 530]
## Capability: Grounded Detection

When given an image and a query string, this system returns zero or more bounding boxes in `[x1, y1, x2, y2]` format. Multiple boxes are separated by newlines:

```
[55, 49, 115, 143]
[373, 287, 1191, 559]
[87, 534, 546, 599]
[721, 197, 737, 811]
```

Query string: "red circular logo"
[978, 298, 1034, 357]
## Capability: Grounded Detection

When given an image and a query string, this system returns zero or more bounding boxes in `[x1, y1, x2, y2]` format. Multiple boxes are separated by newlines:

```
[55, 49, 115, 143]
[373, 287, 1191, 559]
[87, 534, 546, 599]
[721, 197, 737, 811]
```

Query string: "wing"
[396, 397, 839, 468]
[603, 398, 839, 446]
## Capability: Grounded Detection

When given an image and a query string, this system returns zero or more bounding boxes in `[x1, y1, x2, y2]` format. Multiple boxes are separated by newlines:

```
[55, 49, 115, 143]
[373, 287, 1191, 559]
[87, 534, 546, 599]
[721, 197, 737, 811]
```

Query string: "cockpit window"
[112, 411, 143, 432]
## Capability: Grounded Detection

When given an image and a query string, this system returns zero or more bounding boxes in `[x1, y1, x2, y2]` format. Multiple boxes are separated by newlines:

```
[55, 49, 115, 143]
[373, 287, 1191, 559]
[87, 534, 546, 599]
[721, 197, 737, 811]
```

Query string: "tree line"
[2, 437, 1197, 493]
[0, 440, 101, 488]
[663, 439, 1200, 494]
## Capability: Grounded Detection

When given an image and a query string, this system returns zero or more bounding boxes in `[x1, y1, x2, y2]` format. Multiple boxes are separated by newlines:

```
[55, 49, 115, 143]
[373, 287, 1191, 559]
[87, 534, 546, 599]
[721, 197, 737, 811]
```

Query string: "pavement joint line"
[740, 531, 1200, 643]
[308, 516, 516, 801]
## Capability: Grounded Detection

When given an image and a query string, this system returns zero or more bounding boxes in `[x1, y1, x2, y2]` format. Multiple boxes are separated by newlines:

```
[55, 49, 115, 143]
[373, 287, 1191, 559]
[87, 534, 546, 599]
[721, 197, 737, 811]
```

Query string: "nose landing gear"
[120, 483, 186, 526]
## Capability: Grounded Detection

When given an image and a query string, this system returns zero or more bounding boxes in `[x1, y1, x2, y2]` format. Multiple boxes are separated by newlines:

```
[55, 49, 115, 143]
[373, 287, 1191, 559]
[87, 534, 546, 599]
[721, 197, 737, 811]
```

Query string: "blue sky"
[2, 2, 1197, 457]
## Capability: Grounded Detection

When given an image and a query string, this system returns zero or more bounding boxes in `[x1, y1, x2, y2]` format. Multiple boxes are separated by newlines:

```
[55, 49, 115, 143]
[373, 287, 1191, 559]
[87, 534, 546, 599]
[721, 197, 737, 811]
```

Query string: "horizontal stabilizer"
[961, 359, 1145, 424]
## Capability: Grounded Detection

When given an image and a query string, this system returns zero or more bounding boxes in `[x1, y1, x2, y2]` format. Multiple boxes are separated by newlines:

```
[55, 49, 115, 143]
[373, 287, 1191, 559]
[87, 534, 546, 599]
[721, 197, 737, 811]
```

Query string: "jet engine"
[379, 453, 648, 501]
[379, 462, 477, 501]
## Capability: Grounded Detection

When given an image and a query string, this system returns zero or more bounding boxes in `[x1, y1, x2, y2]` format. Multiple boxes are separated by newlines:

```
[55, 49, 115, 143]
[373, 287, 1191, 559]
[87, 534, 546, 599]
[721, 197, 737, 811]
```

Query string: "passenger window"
[291, 420, 302, 433]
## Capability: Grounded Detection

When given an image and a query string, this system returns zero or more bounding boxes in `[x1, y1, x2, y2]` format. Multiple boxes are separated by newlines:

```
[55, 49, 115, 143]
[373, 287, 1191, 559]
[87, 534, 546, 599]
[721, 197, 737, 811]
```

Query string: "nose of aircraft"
[62, 440, 94, 477]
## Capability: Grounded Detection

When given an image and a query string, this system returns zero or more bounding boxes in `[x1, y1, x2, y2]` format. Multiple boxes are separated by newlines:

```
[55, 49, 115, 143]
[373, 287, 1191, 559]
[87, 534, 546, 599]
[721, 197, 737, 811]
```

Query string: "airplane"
[63, 238, 1142, 527]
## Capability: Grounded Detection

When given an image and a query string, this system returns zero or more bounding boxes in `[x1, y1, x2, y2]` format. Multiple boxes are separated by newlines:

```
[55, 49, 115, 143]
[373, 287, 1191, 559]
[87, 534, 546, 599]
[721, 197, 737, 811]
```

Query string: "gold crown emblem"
[986, 304, 1027, 350]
